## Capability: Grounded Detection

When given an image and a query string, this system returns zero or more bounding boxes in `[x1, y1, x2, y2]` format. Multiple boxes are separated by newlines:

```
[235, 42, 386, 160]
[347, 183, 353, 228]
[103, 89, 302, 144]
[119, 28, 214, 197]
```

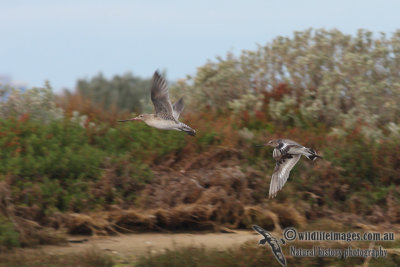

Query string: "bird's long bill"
[117, 118, 137, 122]
[255, 144, 268, 147]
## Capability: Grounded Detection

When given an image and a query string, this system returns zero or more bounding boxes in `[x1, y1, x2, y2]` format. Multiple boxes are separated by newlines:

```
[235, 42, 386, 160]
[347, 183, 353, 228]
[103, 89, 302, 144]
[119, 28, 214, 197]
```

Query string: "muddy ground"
[22, 231, 260, 264]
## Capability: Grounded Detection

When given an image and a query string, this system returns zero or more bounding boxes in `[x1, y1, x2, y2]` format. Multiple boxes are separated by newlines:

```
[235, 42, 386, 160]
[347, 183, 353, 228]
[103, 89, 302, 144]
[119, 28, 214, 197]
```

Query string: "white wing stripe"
[269, 155, 300, 198]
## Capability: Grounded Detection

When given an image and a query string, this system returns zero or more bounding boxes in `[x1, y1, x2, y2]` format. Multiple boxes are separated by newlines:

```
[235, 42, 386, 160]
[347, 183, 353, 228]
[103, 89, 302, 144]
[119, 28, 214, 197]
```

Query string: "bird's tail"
[179, 122, 196, 136]
[305, 148, 323, 161]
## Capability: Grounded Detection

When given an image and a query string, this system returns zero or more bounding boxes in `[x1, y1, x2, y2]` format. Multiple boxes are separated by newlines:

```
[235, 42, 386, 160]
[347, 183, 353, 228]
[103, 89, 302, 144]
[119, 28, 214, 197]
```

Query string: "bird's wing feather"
[280, 139, 302, 146]
[269, 154, 301, 198]
[287, 146, 309, 155]
[278, 140, 304, 155]
[172, 98, 184, 119]
[151, 71, 176, 121]
[272, 148, 281, 160]
[283, 144, 304, 155]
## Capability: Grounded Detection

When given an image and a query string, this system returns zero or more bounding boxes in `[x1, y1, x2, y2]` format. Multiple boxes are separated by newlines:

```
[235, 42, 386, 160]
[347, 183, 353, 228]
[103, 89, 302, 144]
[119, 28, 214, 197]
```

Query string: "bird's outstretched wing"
[173, 98, 184, 119]
[269, 154, 301, 198]
[151, 71, 176, 121]
[277, 140, 304, 155]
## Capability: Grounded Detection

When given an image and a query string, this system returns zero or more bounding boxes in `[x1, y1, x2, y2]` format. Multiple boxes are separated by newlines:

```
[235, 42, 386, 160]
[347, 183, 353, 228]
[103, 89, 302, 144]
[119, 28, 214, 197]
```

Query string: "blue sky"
[1, 0, 399, 91]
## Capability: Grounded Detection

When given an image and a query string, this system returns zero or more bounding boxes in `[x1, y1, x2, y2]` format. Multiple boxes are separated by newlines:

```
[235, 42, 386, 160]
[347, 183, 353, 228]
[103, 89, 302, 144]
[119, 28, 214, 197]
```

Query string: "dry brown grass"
[241, 206, 280, 231]
[269, 202, 307, 229]
[0, 180, 67, 248]
[63, 213, 117, 235]
[49, 147, 312, 235]
[111, 209, 156, 232]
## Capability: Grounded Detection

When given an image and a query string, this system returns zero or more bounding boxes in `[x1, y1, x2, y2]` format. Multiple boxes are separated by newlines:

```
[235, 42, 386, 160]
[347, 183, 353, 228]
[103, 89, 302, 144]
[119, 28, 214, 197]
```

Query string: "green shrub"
[0, 114, 188, 215]
[0, 215, 20, 249]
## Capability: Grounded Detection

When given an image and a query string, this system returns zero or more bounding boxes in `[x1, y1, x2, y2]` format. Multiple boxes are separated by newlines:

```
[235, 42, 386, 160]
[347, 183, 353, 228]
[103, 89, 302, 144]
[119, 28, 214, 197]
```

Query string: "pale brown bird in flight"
[118, 71, 196, 136]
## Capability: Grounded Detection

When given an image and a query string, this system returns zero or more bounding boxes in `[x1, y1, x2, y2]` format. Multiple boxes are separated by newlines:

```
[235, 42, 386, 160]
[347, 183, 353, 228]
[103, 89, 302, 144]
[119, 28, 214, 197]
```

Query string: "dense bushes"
[176, 29, 400, 139]
[1, 29, 400, 250]
[0, 82, 63, 123]
[0, 215, 20, 250]
[0, 116, 187, 219]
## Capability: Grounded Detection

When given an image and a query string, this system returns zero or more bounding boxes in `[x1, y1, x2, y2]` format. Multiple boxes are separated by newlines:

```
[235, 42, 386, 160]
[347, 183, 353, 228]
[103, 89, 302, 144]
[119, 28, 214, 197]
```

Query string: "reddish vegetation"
[57, 92, 124, 125]
[1, 85, 400, 250]
[263, 83, 293, 102]
[53, 89, 400, 235]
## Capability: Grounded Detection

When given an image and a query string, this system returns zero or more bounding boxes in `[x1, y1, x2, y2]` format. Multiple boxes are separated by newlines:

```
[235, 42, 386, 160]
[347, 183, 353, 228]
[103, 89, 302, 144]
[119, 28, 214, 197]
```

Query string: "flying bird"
[252, 225, 287, 266]
[118, 71, 196, 136]
[258, 139, 322, 198]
